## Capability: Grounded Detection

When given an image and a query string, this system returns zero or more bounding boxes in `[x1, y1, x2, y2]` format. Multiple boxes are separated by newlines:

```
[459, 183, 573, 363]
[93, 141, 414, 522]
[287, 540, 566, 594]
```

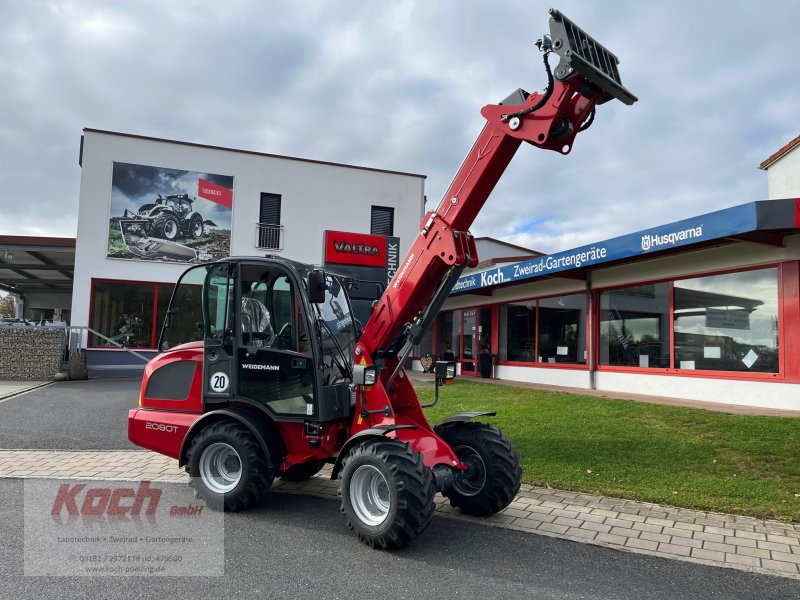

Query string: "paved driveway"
[1, 479, 798, 600]
[2, 378, 798, 583]
[0, 378, 139, 449]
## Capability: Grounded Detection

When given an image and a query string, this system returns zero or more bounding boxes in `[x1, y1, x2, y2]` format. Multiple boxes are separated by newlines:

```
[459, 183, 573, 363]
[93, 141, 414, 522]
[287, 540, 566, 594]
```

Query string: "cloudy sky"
[1, 0, 798, 255]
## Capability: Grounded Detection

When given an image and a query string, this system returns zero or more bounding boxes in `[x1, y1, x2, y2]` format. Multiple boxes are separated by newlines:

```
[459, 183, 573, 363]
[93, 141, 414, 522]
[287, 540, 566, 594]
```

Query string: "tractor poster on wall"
[107, 161, 233, 263]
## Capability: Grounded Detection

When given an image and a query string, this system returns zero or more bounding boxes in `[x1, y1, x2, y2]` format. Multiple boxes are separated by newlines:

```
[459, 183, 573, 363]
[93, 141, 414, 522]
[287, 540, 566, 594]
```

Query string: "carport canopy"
[0, 236, 75, 296]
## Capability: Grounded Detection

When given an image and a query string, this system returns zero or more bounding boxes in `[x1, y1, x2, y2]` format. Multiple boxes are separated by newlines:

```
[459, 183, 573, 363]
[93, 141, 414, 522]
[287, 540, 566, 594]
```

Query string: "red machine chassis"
[131, 46, 630, 480]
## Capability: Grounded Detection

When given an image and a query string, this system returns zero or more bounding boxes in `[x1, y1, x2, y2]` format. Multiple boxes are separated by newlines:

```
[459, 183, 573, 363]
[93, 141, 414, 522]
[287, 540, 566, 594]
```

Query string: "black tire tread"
[339, 440, 435, 549]
[186, 420, 273, 512]
[437, 422, 521, 516]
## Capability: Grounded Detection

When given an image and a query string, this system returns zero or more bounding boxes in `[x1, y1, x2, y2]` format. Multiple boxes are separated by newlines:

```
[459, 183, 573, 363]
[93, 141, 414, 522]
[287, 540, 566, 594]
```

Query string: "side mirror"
[308, 270, 327, 304]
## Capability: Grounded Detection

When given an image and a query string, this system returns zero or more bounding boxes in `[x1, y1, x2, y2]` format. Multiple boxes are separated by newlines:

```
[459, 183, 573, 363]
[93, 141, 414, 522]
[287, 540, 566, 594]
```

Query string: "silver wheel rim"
[193, 220, 203, 236]
[164, 220, 177, 238]
[349, 464, 390, 526]
[453, 445, 487, 497]
[199, 442, 242, 493]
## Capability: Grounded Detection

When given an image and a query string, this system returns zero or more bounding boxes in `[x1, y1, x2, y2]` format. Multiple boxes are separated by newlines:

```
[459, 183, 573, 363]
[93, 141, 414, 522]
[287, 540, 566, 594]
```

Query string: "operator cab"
[157, 258, 356, 422]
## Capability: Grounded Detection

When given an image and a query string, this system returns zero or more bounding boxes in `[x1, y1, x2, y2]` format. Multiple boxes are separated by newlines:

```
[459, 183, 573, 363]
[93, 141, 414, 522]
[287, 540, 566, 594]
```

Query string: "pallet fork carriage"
[128, 9, 636, 548]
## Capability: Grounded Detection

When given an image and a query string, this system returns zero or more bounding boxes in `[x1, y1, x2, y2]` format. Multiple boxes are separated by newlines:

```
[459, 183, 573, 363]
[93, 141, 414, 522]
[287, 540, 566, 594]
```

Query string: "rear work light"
[435, 361, 457, 385]
[353, 364, 378, 387]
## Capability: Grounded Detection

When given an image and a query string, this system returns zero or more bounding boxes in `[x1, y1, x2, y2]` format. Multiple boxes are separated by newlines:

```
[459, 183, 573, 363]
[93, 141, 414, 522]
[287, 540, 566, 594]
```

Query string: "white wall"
[495, 365, 589, 389]
[72, 130, 426, 331]
[767, 147, 800, 199]
[591, 234, 800, 289]
[595, 371, 800, 411]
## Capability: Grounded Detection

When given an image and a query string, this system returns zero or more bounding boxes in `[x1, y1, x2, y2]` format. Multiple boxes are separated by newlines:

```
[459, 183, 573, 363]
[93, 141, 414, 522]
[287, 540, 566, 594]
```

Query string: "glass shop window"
[499, 302, 535, 362]
[435, 310, 460, 360]
[598, 283, 670, 368]
[537, 294, 586, 364]
[90, 281, 156, 348]
[673, 268, 779, 373]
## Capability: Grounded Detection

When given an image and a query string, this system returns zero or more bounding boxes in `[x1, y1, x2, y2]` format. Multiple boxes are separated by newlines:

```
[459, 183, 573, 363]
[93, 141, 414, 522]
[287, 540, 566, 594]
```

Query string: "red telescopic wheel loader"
[128, 9, 636, 548]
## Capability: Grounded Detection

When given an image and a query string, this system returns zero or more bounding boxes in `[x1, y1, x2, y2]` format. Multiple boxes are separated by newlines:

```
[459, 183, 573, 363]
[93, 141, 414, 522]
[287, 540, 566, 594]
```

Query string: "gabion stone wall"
[0, 328, 64, 380]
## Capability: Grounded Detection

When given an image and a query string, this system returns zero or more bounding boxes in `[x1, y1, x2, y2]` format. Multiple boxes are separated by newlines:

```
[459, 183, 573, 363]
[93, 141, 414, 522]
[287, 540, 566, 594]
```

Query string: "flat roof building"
[424, 198, 800, 411]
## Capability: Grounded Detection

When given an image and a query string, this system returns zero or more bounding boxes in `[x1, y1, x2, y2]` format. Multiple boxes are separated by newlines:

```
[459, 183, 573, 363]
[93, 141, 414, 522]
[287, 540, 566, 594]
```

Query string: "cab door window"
[237, 265, 314, 418]
[159, 263, 232, 351]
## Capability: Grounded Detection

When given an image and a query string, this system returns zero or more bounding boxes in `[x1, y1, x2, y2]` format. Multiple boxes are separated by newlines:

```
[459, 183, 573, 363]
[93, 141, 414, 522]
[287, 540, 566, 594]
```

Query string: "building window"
[435, 310, 460, 360]
[499, 301, 536, 362]
[414, 326, 433, 358]
[258, 193, 282, 249]
[599, 283, 670, 368]
[90, 281, 156, 348]
[370, 205, 394, 236]
[673, 268, 779, 373]
[538, 295, 586, 364]
[89, 280, 176, 349]
[498, 294, 586, 364]
[155, 285, 175, 345]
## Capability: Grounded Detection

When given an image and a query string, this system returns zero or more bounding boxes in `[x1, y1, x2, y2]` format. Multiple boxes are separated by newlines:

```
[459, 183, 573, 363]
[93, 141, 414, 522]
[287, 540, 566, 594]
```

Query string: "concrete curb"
[0, 381, 54, 402]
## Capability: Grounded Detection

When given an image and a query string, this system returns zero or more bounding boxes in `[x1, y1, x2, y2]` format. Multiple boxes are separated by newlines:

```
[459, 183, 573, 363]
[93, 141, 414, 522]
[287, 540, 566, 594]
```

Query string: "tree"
[0, 293, 15, 316]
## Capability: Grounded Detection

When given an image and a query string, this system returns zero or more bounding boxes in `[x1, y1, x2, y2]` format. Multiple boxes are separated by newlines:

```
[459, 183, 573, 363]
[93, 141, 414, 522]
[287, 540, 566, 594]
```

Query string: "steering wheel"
[242, 330, 273, 347]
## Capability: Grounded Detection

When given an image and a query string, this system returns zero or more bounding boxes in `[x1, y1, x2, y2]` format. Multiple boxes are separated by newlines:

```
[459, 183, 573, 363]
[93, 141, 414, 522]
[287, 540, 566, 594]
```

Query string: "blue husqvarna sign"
[451, 200, 787, 295]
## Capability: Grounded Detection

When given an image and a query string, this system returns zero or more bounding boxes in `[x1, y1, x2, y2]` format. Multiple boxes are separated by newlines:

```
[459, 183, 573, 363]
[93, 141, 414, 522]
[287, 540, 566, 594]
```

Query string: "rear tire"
[339, 440, 434, 549]
[437, 422, 521, 516]
[187, 421, 273, 511]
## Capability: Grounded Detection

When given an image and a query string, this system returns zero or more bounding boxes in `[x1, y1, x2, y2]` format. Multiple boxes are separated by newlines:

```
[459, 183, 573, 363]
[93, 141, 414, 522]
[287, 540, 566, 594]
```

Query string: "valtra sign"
[324, 231, 387, 267]
[197, 178, 233, 209]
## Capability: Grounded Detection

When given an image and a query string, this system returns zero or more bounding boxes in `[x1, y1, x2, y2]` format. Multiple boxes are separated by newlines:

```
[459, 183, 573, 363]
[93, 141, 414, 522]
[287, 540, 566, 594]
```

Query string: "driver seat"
[241, 297, 275, 347]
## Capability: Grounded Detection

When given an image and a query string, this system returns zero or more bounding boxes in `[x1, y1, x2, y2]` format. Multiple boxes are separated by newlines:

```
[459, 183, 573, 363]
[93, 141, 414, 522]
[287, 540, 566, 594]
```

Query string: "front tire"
[339, 440, 434, 549]
[437, 422, 521, 516]
[187, 421, 273, 511]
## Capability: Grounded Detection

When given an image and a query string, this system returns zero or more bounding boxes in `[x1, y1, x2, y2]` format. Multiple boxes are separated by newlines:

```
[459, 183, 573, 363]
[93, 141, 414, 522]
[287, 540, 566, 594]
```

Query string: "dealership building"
[59, 128, 426, 373]
[427, 198, 800, 410]
[1, 129, 799, 409]
[420, 135, 800, 411]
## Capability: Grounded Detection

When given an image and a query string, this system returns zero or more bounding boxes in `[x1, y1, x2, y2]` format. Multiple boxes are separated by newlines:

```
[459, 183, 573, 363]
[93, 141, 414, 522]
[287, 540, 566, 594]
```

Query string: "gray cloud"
[1, 0, 798, 257]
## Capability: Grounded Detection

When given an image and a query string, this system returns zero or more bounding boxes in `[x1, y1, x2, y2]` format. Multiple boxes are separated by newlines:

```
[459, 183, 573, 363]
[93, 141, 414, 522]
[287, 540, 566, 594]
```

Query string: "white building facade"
[761, 134, 800, 199]
[72, 129, 425, 372]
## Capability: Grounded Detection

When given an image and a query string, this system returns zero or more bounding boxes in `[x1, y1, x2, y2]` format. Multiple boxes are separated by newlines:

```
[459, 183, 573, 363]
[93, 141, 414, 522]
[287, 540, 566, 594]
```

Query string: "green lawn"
[418, 379, 800, 522]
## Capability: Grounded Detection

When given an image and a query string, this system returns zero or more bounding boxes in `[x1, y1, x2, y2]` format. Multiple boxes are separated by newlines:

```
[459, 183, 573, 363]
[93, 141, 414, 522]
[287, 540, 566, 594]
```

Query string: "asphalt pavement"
[1, 478, 798, 600]
[0, 378, 139, 450]
[1, 379, 799, 596]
